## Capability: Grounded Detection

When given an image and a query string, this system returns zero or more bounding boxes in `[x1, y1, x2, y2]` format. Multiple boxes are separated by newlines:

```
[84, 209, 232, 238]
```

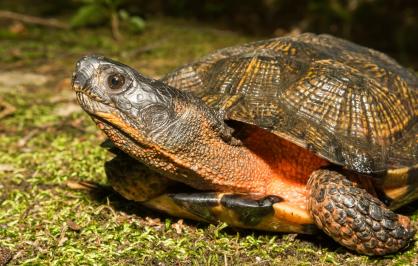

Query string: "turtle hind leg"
[307, 169, 416, 255]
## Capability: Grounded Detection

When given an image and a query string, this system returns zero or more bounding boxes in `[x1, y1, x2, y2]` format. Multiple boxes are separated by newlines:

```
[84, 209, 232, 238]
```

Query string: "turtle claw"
[307, 169, 416, 255]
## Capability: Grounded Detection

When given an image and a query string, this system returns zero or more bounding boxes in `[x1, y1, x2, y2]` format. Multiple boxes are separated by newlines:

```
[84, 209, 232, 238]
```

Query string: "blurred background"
[0, 0, 417, 69]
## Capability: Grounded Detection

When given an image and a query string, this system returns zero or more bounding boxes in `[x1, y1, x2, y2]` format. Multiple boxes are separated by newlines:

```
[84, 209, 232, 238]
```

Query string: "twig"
[0, 10, 68, 29]
[110, 11, 121, 41]
[0, 97, 16, 120]
[17, 128, 40, 147]
[126, 40, 166, 58]
[66, 180, 101, 191]
[57, 222, 68, 247]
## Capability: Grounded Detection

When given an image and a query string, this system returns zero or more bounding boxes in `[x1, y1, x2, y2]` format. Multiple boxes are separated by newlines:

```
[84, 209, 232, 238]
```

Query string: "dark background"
[1, 0, 417, 68]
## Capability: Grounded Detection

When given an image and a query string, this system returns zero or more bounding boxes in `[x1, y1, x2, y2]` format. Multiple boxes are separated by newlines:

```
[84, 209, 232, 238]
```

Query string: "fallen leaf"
[66, 180, 99, 190]
[0, 164, 15, 172]
[66, 219, 82, 231]
[9, 21, 26, 34]
[172, 219, 184, 234]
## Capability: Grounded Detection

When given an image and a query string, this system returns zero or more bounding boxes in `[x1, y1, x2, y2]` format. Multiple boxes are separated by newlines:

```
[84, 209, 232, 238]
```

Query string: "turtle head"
[72, 55, 236, 170]
[72, 55, 176, 140]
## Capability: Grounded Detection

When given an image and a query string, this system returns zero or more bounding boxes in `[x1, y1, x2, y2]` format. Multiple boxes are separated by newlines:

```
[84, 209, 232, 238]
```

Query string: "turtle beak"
[72, 55, 102, 92]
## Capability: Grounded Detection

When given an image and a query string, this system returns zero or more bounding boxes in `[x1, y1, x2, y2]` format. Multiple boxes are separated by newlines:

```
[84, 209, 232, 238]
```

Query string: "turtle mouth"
[75, 91, 113, 116]
[76, 91, 150, 148]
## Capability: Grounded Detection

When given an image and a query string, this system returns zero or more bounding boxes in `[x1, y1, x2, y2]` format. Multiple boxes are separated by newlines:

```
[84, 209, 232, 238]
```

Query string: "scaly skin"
[307, 170, 416, 255]
[105, 153, 175, 202]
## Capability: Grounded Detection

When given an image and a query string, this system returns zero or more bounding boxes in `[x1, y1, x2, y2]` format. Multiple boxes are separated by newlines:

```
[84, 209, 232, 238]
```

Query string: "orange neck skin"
[178, 124, 330, 208]
[97, 112, 329, 209]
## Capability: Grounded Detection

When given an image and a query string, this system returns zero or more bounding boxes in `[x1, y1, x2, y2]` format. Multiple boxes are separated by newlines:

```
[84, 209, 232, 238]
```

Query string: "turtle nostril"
[72, 72, 88, 91]
[72, 54, 107, 92]
[72, 55, 100, 90]
[71, 71, 77, 84]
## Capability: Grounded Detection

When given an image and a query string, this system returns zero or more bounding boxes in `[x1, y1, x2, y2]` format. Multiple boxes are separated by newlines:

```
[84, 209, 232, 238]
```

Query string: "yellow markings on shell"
[283, 58, 415, 144]
[269, 41, 294, 54]
[235, 56, 260, 92]
[201, 94, 242, 110]
[201, 94, 222, 106]
[290, 47, 297, 55]
[218, 94, 242, 111]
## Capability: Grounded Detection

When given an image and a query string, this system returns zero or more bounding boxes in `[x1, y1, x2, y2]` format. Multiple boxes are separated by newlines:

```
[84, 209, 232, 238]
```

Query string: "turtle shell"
[161, 33, 417, 174]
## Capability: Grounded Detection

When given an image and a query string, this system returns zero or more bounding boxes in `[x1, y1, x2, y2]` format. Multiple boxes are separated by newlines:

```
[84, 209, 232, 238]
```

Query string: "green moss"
[0, 17, 416, 265]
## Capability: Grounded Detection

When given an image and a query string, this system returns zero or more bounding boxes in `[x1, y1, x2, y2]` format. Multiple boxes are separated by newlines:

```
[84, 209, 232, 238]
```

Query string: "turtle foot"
[307, 169, 416, 255]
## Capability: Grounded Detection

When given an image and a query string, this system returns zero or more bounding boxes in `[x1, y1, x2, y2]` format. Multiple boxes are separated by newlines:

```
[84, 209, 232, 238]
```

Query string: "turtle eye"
[107, 73, 125, 91]
[100, 66, 132, 94]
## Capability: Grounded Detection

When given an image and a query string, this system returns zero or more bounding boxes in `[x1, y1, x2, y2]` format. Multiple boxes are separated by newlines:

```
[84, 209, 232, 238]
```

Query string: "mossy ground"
[0, 18, 417, 265]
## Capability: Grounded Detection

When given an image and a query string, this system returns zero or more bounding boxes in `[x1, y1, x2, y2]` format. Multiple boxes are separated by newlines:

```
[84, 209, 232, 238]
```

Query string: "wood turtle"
[72, 33, 417, 255]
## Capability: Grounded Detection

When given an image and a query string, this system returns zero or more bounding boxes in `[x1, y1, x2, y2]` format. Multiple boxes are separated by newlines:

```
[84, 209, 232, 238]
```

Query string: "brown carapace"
[73, 33, 417, 256]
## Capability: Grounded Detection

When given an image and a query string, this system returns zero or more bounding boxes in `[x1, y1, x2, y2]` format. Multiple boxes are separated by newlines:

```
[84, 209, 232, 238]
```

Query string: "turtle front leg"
[105, 152, 176, 202]
[307, 169, 416, 255]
